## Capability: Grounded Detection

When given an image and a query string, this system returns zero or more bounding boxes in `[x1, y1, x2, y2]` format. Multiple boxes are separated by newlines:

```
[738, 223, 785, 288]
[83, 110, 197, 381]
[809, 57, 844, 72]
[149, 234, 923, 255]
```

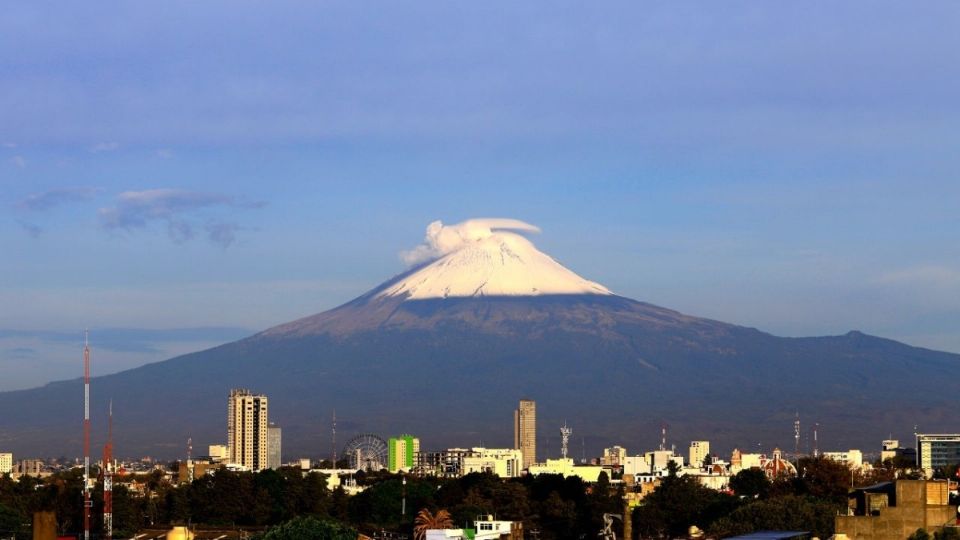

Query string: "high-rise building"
[916, 434, 960, 473]
[0, 453, 11, 475]
[387, 434, 420, 472]
[689, 441, 710, 466]
[514, 399, 536, 469]
[227, 389, 269, 471]
[267, 423, 282, 470]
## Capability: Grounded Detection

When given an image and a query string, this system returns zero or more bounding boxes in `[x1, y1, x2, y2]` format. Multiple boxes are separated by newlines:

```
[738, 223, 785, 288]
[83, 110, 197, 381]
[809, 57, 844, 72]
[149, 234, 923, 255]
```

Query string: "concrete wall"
[32, 512, 56, 540]
[835, 480, 954, 540]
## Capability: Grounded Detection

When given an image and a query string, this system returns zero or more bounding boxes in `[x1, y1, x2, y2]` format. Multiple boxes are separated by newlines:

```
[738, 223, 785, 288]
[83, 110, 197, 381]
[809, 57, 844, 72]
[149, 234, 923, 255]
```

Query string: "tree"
[730, 469, 770, 498]
[908, 529, 932, 540]
[0, 503, 23, 537]
[935, 527, 960, 540]
[632, 473, 739, 538]
[795, 457, 852, 504]
[708, 495, 839, 539]
[259, 516, 356, 540]
[413, 509, 452, 540]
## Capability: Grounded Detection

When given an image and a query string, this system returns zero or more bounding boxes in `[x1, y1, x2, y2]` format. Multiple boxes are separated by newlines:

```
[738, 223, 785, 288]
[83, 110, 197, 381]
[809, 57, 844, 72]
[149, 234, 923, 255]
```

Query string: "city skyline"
[3, 2, 960, 391]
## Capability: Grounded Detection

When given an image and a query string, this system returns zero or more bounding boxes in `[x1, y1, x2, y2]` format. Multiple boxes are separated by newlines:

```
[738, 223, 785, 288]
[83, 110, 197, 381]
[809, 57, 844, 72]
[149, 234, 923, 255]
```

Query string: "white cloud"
[90, 142, 120, 153]
[16, 186, 100, 211]
[873, 265, 960, 288]
[9, 156, 26, 168]
[98, 188, 263, 247]
[400, 218, 541, 266]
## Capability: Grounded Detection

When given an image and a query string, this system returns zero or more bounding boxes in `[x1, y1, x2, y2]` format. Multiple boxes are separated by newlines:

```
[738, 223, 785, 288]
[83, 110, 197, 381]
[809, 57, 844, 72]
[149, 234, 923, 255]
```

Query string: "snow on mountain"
[379, 218, 611, 299]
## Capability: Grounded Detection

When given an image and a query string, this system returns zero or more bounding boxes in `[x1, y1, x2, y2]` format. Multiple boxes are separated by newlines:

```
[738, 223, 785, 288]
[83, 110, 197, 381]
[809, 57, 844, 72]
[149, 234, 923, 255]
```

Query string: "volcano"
[2, 218, 958, 460]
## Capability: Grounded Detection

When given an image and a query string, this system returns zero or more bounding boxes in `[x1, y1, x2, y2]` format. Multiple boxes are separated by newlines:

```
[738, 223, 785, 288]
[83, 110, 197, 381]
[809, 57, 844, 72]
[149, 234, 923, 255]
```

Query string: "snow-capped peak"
[379, 218, 611, 299]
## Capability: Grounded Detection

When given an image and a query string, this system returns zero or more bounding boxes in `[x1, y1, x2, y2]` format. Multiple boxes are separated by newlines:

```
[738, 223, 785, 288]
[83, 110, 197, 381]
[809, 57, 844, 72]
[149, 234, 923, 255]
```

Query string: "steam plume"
[401, 218, 541, 266]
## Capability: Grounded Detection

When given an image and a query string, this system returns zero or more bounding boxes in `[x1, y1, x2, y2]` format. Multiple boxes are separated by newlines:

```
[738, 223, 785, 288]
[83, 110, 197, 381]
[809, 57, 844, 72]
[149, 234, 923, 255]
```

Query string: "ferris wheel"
[342, 434, 388, 471]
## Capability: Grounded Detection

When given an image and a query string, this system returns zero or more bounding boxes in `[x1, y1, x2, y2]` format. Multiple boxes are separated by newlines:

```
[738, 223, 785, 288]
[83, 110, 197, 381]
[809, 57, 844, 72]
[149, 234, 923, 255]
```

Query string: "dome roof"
[761, 448, 797, 478]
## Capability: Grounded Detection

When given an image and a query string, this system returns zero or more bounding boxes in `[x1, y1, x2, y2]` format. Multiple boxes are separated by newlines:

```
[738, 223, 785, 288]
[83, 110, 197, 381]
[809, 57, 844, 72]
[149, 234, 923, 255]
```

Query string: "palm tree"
[414, 508, 453, 540]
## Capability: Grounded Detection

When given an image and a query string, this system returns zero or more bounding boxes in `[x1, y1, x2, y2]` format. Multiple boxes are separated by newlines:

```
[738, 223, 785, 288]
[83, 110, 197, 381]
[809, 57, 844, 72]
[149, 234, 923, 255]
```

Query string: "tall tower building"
[227, 389, 269, 471]
[267, 423, 282, 470]
[689, 441, 710, 466]
[387, 434, 420, 472]
[514, 399, 536, 469]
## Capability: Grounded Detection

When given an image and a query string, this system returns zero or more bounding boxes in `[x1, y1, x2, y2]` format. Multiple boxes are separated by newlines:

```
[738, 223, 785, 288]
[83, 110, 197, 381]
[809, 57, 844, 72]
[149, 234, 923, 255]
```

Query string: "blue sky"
[2, 2, 959, 390]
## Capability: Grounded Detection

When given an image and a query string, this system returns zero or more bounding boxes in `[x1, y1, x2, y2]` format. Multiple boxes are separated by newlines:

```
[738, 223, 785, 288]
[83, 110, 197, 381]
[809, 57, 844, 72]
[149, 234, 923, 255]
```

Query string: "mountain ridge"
[2, 291, 956, 459]
[2, 219, 957, 459]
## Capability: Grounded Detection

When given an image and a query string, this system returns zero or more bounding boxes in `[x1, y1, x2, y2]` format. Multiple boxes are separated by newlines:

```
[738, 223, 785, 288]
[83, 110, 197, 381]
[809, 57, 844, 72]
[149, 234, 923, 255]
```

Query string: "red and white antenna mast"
[103, 400, 113, 540]
[83, 331, 92, 540]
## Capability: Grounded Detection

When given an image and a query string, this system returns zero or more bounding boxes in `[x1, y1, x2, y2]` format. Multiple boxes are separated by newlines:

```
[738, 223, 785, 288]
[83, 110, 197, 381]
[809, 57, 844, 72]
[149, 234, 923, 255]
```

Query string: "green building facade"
[388, 434, 419, 472]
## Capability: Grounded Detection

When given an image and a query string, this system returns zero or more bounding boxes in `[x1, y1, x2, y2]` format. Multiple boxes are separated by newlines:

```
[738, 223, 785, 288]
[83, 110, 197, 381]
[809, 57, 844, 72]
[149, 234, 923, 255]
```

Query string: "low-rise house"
[835, 479, 954, 540]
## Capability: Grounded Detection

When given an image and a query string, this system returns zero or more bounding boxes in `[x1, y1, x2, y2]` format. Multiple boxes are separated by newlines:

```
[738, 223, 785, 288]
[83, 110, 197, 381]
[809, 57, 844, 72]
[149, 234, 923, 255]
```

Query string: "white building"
[823, 449, 864, 468]
[689, 441, 710, 466]
[528, 457, 604, 482]
[917, 434, 960, 474]
[208, 445, 228, 462]
[0, 453, 11, 475]
[426, 516, 522, 540]
[685, 470, 730, 491]
[647, 450, 683, 472]
[881, 440, 899, 462]
[623, 455, 650, 477]
[602, 446, 627, 466]
[730, 449, 764, 474]
[462, 447, 524, 478]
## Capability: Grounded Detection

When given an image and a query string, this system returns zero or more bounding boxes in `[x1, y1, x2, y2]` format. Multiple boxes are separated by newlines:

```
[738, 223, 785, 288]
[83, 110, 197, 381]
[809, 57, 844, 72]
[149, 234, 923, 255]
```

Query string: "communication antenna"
[103, 400, 113, 540]
[812, 423, 820, 457]
[332, 409, 337, 467]
[83, 331, 92, 540]
[794, 412, 801, 460]
[560, 422, 572, 459]
[660, 423, 667, 452]
[186, 437, 194, 483]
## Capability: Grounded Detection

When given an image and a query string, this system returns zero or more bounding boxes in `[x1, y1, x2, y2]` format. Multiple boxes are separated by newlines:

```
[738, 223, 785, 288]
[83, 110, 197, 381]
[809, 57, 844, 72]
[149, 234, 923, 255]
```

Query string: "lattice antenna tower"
[187, 437, 194, 483]
[560, 422, 572, 459]
[103, 399, 113, 540]
[794, 412, 801, 459]
[103, 400, 113, 540]
[812, 422, 820, 457]
[83, 331, 92, 540]
[331, 409, 337, 467]
[660, 423, 668, 451]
